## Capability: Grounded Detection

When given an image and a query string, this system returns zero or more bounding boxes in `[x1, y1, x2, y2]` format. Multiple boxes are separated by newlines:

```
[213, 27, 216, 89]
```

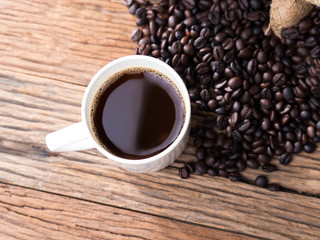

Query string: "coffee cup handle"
[46, 122, 96, 152]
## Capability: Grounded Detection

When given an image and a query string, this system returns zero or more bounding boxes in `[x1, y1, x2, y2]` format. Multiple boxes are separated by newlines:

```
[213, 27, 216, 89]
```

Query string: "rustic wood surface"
[0, 0, 319, 239]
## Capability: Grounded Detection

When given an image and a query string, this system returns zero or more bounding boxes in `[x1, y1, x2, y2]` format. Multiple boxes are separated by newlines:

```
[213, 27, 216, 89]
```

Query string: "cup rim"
[81, 55, 191, 165]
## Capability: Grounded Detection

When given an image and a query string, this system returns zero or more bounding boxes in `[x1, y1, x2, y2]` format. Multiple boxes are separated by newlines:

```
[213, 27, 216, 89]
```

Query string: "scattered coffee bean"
[124, 1, 320, 192]
[255, 175, 268, 188]
[267, 184, 281, 192]
[228, 172, 242, 182]
[195, 161, 208, 175]
[303, 143, 316, 153]
[279, 153, 292, 165]
[179, 167, 189, 179]
[262, 164, 277, 172]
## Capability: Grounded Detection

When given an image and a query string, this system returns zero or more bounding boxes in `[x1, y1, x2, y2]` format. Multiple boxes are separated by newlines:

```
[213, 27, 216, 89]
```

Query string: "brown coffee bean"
[255, 175, 268, 187]
[195, 161, 208, 175]
[267, 184, 281, 192]
[262, 164, 277, 172]
[246, 159, 260, 169]
[126, 0, 320, 190]
[228, 172, 242, 182]
[307, 126, 316, 139]
[257, 154, 271, 164]
[179, 167, 189, 179]
[260, 98, 272, 108]
[228, 77, 242, 89]
[279, 153, 292, 165]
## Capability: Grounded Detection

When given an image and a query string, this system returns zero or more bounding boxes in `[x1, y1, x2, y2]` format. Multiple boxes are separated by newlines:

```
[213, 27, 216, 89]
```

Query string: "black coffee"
[91, 67, 185, 159]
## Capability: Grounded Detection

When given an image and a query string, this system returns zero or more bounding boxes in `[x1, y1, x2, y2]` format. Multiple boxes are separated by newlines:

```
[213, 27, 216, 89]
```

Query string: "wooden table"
[0, 1, 319, 239]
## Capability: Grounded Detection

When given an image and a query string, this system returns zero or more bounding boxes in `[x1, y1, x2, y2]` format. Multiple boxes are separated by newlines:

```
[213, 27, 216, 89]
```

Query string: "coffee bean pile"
[122, 0, 320, 191]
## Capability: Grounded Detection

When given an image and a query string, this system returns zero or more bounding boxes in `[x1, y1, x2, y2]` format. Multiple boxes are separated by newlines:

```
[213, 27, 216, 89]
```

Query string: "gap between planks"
[0, 182, 260, 240]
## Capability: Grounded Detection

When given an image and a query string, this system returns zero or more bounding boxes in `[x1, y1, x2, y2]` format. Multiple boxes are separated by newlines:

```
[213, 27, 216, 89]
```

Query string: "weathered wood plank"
[1, 70, 320, 239]
[0, 0, 137, 86]
[1, 69, 320, 194]
[0, 183, 253, 240]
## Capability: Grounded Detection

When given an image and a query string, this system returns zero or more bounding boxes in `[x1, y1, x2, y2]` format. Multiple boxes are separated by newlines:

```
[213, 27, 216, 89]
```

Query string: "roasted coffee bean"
[307, 126, 316, 139]
[213, 46, 224, 61]
[195, 161, 208, 175]
[238, 121, 251, 132]
[284, 141, 294, 153]
[282, 28, 299, 39]
[257, 50, 267, 63]
[293, 141, 303, 153]
[228, 77, 242, 89]
[205, 128, 216, 139]
[298, 17, 313, 33]
[222, 38, 234, 50]
[300, 110, 311, 120]
[262, 164, 277, 172]
[273, 73, 287, 86]
[237, 159, 246, 171]
[207, 168, 217, 176]
[246, 159, 260, 169]
[247, 59, 257, 75]
[303, 143, 316, 153]
[255, 175, 268, 187]
[283, 87, 294, 101]
[196, 147, 206, 160]
[228, 172, 242, 182]
[250, 0, 264, 10]
[257, 154, 271, 164]
[261, 117, 271, 131]
[131, 28, 143, 41]
[205, 155, 215, 166]
[260, 98, 272, 108]
[279, 153, 292, 165]
[185, 163, 195, 174]
[194, 37, 207, 49]
[183, 44, 195, 56]
[217, 115, 228, 130]
[232, 130, 243, 142]
[124, 1, 320, 189]
[218, 169, 228, 178]
[203, 116, 216, 128]
[202, 139, 214, 148]
[179, 167, 189, 179]
[267, 184, 281, 192]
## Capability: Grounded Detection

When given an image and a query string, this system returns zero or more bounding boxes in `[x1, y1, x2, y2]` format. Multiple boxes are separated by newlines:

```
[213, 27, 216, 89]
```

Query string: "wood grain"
[1, 69, 320, 195]
[1, 0, 320, 239]
[0, 183, 253, 240]
[0, 0, 137, 86]
[1, 70, 320, 239]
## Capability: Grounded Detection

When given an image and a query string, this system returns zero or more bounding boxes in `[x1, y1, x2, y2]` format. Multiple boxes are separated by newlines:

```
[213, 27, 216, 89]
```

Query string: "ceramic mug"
[46, 55, 191, 173]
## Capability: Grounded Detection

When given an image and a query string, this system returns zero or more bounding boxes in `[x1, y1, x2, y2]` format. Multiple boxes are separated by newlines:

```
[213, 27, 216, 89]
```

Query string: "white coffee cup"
[46, 55, 191, 173]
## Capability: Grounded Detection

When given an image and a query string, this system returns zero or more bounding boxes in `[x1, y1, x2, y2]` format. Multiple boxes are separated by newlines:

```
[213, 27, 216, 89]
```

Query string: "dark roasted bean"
[303, 143, 316, 153]
[279, 153, 292, 165]
[179, 167, 189, 179]
[255, 175, 268, 187]
[246, 159, 260, 169]
[185, 163, 195, 174]
[126, 0, 320, 189]
[195, 161, 208, 175]
[228, 172, 242, 182]
[267, 184, 281, 192]
[196, 147, 206, 160]
[257, 154, 271, 164]
[262, 164, 277, 172]
[207, 168, 217, 176]
[293, 141, 303, 153]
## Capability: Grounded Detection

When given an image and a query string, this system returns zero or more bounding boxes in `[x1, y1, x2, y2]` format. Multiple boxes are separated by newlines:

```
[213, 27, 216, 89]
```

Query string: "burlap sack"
[266, 0, 320, 39]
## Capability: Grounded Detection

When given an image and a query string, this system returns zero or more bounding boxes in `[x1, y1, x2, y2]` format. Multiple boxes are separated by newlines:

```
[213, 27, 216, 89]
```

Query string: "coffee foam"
[90, 67, 186, 154]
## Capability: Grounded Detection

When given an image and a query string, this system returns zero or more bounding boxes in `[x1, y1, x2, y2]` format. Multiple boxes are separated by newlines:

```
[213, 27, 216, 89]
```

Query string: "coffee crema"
[91, 67, 185, 159]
